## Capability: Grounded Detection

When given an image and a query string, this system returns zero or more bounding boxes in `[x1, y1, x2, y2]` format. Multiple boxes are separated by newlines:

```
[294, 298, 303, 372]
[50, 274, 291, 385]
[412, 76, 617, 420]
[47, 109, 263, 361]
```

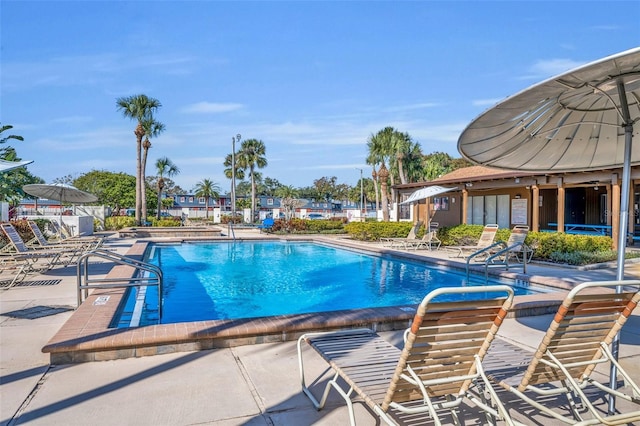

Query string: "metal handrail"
[466, 242, 531, 282]
[76, 248, 163, 321]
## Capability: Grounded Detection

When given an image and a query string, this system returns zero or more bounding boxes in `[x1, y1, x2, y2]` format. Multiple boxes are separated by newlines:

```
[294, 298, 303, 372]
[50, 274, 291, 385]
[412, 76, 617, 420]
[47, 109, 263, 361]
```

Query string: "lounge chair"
[482, 280, 640, 425]
[446, 224, 499, 258]
[0, 222, 74, 267]
[467, 225, 532, 273]
[26, 220, 102, 252]
[297, 285, 515, 425]
[380, 220, 423, 248]
[0, 223, 66, 287]
[407, 222, 441, 250]
[47, 220, 103, 245]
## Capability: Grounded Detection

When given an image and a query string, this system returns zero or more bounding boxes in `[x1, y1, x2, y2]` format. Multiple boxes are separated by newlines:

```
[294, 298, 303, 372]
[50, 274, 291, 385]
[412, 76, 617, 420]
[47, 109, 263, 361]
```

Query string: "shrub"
[436, 224, 487, 246]
[344, 222, 416, 241]
[105, 216, 136, 230]
[149, 218, 181, 227]
[267, 218, 346, 234]
[525, 232, 612, 259]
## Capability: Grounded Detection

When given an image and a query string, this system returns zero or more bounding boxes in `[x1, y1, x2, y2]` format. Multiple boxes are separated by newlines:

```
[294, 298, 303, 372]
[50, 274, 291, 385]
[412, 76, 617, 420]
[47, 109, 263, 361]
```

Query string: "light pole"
[356, 168, 364, 221]
[231, 133, 241, 221]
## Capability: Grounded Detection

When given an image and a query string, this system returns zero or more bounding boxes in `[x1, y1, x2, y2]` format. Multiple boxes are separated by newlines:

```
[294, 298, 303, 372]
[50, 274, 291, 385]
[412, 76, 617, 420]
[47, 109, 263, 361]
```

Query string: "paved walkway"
[1, 231, 639, 425]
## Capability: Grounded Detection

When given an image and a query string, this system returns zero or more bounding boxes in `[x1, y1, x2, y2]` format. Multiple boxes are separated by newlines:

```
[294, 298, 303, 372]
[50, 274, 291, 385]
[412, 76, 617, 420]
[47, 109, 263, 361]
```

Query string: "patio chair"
[407, 222, 441, 251]
[0, 223, 66, 287]
[380, 220, 423, 248]
[0, 222, 74, 267]
[26, 220, 103, 252]
[297, 285, 516, 426]
[482, 280, 640, 425]
[467, 225, 532, 266]
[445, 224, 499, 258]
[257, 217, 274, 233]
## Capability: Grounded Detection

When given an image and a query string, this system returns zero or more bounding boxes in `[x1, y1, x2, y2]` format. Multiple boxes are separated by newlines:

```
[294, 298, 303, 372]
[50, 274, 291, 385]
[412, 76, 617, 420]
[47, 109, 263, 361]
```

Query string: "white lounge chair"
[446, 224, 499, 258]
[482, 280, 640, 425]
[298, 285, 515, 425]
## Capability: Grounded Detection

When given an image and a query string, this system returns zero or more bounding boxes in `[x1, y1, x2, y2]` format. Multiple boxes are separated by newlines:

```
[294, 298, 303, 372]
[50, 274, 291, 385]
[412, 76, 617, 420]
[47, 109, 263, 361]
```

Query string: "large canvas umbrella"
[23, 183, 98, 236]
[457, 47, 640, 412]
[23, 183, 98, 204]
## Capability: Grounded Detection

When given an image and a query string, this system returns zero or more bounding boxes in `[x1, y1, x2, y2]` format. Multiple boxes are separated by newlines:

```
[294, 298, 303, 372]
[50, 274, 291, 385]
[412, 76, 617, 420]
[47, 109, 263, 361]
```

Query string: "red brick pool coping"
[42, 237, 572, 364]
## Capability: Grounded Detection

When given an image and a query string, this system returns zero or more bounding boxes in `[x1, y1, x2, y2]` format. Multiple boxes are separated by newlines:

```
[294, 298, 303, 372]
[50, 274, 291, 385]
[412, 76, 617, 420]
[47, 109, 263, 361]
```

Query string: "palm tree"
[193, 179, 221, 219]
[236, 139, 267, 222]
[155, 157, 180, 220]
[116, 94, 162, 225]
[140, 118, 165, 221]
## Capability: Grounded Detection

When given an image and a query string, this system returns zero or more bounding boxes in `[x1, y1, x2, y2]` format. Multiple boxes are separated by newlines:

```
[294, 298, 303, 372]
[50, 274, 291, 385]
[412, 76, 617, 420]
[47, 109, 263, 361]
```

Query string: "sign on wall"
[511, 198, 528, 225]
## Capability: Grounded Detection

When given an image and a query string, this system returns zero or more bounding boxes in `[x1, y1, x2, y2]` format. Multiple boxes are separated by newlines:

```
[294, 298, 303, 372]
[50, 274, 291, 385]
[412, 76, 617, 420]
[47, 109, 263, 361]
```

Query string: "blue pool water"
[115, 241, 543, 327]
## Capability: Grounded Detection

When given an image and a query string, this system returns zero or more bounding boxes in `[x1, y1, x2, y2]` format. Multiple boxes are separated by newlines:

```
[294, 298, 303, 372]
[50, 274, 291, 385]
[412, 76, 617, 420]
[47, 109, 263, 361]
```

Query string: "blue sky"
[2, 1, 639, 193]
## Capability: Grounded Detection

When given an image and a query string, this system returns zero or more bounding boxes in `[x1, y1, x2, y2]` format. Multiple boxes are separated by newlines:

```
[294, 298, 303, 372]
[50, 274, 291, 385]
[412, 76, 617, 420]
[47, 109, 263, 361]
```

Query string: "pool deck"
[1, 229, 639, 425]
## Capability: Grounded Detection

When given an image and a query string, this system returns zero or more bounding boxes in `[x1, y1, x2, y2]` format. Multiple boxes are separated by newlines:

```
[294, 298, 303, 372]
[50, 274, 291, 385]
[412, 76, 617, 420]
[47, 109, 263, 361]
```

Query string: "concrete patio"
[1, 232, 639, 425]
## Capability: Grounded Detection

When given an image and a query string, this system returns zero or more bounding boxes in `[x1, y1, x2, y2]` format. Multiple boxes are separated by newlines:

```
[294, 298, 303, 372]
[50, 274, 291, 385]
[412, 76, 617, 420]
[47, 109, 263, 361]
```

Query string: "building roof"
[393, 165, 532, 190]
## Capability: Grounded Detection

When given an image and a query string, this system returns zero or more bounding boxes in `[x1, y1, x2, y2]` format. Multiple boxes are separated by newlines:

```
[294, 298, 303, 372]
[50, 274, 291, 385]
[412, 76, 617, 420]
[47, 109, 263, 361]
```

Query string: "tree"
[0, 124, 43, 203]
[146, 176, 184, 195]
[422, 152, 472, 180]
[275, 185, 302, 220]
[73, 170, 136, 214]
[263, 177, 283, 195]
[0, 123, 24, 157]
[140, 118, 165, 220]
[223, 153, 245, 184]
[193, 179, 221, 219]
[236, 138, 267, 222]
[154, 157, 180, 220]
[116, 94, 162, 225]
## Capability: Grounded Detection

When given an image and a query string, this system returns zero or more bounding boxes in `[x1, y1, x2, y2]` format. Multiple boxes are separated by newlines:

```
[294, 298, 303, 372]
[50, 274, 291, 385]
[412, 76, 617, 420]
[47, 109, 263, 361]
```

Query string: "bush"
[105, 216, 136, 230]
[344, 221, 416, 241]
[149, 217, 181, 227]
[436, 224, 487, 246]
[269, 218, 346, 234]
[525, 232, 612, 259]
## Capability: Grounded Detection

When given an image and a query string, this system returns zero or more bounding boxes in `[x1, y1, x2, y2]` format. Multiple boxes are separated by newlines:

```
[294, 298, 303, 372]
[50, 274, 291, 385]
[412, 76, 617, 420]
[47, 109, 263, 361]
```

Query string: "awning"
[400, 185, 457, 205]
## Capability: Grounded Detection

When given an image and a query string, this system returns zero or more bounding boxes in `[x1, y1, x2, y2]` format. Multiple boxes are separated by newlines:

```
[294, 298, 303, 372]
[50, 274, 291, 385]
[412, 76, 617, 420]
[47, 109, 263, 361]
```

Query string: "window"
[433, 196, 449, 211]
[198, 197, 205, 204]
[180, 197, 185, 202]
[267, 198, 274, 206]
[189, 197, 194, 203]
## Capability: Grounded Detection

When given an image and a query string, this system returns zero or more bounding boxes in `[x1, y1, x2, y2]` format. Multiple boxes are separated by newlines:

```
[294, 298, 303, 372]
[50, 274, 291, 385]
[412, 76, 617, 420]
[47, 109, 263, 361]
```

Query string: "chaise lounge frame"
[297, 285, 516, 425]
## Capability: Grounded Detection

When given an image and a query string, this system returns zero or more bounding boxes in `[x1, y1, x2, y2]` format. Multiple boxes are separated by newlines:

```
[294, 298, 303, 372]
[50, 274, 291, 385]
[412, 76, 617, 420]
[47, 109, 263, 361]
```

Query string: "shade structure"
[458, 47, 640, 172]
[457, 47, 640, 413]
[23, 183, 98, 204]
[400, 185, 457, 205]
[0, 159, 33, 173]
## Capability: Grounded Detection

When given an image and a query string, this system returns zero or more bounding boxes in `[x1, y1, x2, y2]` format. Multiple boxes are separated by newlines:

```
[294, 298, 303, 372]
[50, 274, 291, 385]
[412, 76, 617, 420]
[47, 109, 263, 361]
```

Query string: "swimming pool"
[115, 241, 544, 327]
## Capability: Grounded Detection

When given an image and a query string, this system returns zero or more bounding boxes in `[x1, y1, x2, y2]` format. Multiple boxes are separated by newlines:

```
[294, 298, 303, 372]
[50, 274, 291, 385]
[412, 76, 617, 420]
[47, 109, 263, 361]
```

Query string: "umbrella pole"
[609, 80, 634, 414]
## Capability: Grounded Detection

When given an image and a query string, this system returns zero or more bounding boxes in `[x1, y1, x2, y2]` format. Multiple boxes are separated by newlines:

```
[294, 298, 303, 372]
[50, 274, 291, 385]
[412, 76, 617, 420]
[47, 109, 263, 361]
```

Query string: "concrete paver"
[1, 233, 639, 425]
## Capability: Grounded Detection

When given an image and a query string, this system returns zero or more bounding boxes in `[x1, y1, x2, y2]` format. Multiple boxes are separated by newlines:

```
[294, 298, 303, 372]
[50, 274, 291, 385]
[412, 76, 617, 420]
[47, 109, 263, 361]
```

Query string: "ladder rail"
[76, 248, 163, 321]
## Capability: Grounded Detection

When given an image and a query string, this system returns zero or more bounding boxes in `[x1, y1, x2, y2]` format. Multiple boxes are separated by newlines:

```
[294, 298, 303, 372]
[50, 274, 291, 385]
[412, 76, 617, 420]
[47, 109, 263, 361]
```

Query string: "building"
[392, 165, 640, 249]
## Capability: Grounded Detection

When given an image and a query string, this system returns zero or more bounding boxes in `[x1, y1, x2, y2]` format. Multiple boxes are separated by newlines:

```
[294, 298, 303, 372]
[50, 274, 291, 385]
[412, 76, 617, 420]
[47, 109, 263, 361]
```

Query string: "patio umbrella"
[400, 185, 457, 226]
[457, 47, 640, 412]
[22, 183, 98, 236]
[0, 159, 33, 173]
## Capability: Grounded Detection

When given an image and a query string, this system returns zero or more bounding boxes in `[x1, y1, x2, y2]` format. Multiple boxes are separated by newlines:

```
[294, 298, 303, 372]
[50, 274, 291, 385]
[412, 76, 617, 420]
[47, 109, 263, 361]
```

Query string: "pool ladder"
[76, 248, 164, 321]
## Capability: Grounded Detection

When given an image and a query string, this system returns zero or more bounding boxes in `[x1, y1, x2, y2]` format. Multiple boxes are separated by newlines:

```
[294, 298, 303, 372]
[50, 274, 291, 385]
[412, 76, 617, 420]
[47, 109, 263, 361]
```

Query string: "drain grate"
[0, 279, 62, 289]
[2, 305, 74, 319]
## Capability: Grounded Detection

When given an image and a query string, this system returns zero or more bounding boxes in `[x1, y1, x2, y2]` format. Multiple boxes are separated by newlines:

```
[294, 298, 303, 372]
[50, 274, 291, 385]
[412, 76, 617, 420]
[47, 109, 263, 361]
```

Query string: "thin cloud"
[181, 102, 244, 114]
[472, 98, 503, 107]
[518, 58, 585, 80]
